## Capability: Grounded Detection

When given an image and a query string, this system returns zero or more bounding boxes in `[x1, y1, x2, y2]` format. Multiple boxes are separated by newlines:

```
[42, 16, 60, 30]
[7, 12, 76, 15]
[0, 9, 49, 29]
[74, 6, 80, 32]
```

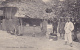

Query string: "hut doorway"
[18, 17, 43, 37]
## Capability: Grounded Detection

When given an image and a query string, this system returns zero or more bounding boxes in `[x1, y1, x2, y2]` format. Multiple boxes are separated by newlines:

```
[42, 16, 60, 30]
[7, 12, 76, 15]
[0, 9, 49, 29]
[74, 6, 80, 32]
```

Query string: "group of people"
[47, 18, 77, 47]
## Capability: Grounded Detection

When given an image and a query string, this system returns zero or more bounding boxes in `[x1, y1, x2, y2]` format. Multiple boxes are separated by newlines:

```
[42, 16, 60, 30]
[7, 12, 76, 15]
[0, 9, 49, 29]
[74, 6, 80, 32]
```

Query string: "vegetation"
[0, 0, 79, 20]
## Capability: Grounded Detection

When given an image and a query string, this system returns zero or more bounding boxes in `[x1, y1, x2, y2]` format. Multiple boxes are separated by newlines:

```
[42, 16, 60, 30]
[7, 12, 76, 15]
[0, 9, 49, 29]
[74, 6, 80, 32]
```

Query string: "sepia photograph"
[0, 0, 80, 50]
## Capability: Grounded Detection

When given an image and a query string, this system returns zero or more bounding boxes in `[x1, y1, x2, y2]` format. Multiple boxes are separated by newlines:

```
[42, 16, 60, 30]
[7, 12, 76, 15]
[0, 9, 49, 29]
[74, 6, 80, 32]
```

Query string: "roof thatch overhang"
[6, 0, 57, 20]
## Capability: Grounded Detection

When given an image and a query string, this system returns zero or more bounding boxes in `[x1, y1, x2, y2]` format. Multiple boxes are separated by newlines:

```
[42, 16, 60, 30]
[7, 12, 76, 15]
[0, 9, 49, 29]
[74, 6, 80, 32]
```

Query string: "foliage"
[6, 0, 56, 19]
[1, 0, 79, 19]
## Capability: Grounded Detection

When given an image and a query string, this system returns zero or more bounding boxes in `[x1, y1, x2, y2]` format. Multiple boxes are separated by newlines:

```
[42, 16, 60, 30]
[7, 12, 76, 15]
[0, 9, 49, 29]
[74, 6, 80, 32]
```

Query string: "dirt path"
[0, 30, 80, 50]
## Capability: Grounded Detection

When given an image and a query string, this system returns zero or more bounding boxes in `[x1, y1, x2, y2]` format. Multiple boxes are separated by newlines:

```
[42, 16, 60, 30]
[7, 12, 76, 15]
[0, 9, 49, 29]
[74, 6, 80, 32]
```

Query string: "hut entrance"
[18, 17, 44, 37]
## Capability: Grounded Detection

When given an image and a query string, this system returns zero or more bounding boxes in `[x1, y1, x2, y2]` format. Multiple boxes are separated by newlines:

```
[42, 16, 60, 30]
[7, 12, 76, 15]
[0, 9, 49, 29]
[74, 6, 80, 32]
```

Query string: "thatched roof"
[6, 0, 57, 19]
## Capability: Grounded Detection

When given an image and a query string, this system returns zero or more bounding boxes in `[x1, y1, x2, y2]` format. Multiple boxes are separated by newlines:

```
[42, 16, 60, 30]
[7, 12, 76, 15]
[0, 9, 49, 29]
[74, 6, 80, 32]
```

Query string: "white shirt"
[64, 22, 74, 33]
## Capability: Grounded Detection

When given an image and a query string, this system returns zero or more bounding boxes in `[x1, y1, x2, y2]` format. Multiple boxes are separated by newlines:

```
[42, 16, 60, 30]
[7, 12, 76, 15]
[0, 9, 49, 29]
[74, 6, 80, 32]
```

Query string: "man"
[64, 18, 74, 47]
[73, 21, 79, 42]
[59, 18, 65, 39]
[52, 18, 58, 34]
[46, 20, 53, 39]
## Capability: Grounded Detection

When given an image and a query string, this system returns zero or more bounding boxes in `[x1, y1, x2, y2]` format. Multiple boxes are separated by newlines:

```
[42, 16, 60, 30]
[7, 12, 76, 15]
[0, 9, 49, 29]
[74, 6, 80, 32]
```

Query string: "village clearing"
[0, 30, 80, 50]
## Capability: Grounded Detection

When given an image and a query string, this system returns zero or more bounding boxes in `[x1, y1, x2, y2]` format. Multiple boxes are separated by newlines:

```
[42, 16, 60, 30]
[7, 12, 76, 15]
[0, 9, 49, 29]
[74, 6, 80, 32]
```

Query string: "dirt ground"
[0, 30, 80, 50]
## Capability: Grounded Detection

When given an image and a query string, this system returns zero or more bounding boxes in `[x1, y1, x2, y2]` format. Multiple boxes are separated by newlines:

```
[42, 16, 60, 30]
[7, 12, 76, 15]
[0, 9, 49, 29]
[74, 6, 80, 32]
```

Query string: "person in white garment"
[64, 18, 74, 47]
[46, 21, 53, 40]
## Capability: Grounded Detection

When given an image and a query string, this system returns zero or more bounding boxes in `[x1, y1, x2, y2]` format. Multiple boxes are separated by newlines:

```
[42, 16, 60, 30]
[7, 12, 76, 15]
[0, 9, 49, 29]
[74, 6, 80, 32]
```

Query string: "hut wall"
[20, 18, 42, 36]
[1, 7, 18, 32]
[23, 26, 41, 34]
[3, 7, 18, 19]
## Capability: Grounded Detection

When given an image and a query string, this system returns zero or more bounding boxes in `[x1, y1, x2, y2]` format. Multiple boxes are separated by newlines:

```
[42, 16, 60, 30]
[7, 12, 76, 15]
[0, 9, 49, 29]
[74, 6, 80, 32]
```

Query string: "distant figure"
[64, 18, 74, 47]
[46, 21, 53, 39]
[59, 19, 65, 39]
[73, 21, 79, 42]
[52, 18, 58, 34]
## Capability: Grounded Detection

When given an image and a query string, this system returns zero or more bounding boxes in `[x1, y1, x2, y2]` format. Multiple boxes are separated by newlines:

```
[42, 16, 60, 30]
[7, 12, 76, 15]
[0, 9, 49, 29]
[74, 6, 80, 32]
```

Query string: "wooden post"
[18, 18, 22, 35]
[10, 7, 12, 19]
[20, 18, 23, 34]
[57, 19, 60, 34]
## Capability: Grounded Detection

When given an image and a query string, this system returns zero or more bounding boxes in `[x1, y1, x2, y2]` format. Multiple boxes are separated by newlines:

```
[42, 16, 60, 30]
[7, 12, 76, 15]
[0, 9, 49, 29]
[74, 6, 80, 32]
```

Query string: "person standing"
[52, 18, 58, 34]
[64, 18, 74, 47]
[73, 20, 79, 42]
[46, 20, 53, 39]
[59, 18, 65, 39]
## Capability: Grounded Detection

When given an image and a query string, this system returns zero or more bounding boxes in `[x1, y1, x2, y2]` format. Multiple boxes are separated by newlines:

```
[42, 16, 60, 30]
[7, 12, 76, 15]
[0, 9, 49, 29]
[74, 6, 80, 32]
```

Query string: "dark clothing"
[52, 21, 58, 33]
[74, 22, 80, 32]
[59, 22, 65, 34]
[73, 22, 79, 42]
[59, 21, 65, 38]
